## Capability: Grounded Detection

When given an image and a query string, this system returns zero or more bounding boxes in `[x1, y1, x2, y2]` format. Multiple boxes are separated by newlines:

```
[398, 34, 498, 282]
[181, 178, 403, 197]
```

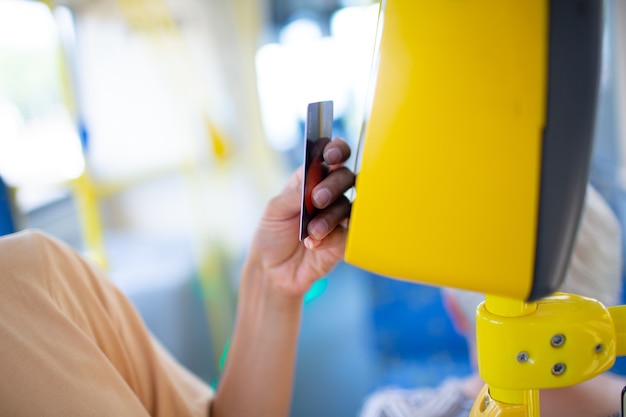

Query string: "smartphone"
[299, 100, 333, 241]
[621, 385, 626, 417]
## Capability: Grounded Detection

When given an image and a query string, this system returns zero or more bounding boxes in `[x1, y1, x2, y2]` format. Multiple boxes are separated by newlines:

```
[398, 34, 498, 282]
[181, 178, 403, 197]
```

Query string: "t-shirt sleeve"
[0, 229, 214, 417]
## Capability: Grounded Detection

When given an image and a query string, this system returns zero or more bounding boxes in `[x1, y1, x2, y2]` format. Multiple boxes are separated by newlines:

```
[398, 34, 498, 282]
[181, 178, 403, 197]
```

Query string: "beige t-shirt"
[0, 229, 214, 416]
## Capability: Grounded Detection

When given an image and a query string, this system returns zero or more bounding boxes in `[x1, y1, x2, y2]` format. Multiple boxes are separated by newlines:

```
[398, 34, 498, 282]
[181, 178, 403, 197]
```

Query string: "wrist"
[240, 255, 305, 311]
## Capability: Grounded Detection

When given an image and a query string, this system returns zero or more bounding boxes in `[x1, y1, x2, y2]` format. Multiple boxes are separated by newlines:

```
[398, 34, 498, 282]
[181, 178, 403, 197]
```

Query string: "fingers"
[302, 137, 354, 243]
[308, 137, 353, 211]
[323, 137, 351, 166]
[307, 194, 352, 241]
[311, 166, 355, 209]
[275, 138, 354, 214]
[264, 137, 353, 241]
[304, 221, 348, 251]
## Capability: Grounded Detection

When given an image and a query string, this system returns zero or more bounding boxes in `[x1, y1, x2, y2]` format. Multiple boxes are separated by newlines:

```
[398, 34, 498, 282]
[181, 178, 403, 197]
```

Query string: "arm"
[211, 138, 355, 417]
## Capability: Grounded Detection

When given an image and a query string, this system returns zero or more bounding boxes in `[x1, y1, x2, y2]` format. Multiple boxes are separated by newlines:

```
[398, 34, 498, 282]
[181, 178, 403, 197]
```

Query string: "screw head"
[550, 334, 566, 348]
[594, 343, 604, 353]
[516, 351, 529, 363]
[551, 362, 566, 376]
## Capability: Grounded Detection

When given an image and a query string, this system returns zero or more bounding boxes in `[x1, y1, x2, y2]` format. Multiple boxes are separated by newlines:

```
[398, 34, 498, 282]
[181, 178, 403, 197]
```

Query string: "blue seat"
[0, 176, 15, 236]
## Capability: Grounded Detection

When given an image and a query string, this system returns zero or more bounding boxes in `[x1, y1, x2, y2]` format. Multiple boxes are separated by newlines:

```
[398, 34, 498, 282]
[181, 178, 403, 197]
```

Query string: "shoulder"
[0, 228, 68, 254]
[0, 229, 76, 275]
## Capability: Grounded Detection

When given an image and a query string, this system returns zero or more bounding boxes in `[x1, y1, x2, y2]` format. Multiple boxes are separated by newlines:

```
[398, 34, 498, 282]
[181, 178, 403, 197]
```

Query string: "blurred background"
[1, 0, 625, 416]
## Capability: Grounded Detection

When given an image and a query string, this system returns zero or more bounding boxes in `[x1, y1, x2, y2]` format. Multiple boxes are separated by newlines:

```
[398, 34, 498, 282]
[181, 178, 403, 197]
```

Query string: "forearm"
[209, 139, 353, 416]
[211, 256, 304, 417]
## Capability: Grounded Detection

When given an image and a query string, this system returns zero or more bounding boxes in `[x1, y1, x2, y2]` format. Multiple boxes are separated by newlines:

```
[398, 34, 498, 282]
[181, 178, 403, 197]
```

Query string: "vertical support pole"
[470, 295, 541, 417]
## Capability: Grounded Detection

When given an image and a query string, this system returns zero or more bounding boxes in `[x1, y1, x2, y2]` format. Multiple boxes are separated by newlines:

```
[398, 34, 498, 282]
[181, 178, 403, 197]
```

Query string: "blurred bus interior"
[1, 0, 626, 416]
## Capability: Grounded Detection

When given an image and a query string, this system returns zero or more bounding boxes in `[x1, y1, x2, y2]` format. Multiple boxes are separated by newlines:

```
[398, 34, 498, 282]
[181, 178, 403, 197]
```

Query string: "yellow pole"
[473, 295, 541, 417]
[40, 0, 107, 268]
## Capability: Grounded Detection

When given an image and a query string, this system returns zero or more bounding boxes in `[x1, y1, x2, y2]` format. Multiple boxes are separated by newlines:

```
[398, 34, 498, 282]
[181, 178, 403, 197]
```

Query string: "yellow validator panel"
[346, 0, 602, 301]
[346, 0, 548, 299]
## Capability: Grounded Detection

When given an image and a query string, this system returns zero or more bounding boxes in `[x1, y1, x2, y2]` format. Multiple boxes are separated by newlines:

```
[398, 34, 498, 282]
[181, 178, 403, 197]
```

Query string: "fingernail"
[304, 237, 320, 249]
[324, 148, 342, 164]
[310, 219, 328, 239]
[313, 188, 331, 207]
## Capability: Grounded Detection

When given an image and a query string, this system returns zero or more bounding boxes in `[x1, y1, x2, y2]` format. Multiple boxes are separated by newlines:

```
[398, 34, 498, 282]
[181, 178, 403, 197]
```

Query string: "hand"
[245, 137, 355, 298]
